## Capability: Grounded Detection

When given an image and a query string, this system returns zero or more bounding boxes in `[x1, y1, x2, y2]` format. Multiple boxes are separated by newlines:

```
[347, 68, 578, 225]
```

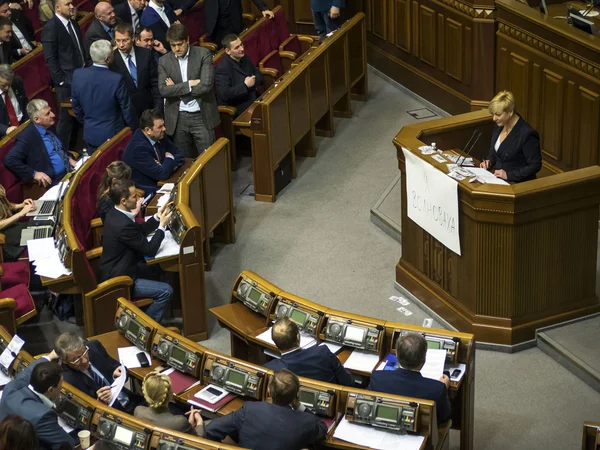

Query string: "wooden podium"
[394, 110, 600, 348]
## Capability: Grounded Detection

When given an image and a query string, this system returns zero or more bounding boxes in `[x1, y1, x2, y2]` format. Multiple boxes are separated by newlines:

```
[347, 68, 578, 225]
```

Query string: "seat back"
[0, 121, 30, 204]
[179, 0, 205, 44]
[12, 47, 54, 109]
[69, 129, 133, 251]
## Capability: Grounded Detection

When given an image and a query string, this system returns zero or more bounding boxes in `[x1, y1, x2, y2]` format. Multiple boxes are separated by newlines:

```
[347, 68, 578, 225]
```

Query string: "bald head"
[95, 1, 116, 26]
[271, 317, 300, 352]
[269, 369, 300, 406]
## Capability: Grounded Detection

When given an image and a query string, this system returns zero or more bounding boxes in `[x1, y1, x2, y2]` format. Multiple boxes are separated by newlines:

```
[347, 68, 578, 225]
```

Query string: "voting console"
[151, 328, 203, 378]
[92, 404, 151, 450]
[321, 311, 385, 355]
[203, 353, 267, 400]
[346, 391, 419, 432]
[234, 271, 280, 317]
[54, 385, 96, 430]
[116, 298, 157, 352]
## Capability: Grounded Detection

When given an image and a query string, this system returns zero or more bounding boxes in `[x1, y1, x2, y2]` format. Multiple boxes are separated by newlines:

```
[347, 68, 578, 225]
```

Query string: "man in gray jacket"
[158, 23, 220, 157]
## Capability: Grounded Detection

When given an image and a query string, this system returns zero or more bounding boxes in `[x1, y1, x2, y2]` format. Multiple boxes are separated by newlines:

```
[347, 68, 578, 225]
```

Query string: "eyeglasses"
[70, 346, 89, 365]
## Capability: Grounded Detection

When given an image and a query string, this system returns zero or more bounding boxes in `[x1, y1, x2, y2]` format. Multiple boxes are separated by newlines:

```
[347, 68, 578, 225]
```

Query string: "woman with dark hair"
[0, 184, 36, 260]
[97, 161, 139, 222]
[0, 414, 39, 450]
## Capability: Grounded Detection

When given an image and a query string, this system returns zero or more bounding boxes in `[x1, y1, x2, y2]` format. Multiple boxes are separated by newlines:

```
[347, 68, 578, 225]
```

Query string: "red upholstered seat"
[0, 132, 24, 204]
[260, 50, 284, 78]
[1, 283, 36, 325]
[179, 0, 205, 44]
[0, 261, 30, 290]
[280, 35, 301, 57]
[71, 130, 133, 250]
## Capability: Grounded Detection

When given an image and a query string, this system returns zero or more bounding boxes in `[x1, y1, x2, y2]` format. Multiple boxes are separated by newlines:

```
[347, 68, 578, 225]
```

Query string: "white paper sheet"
[333, 417, 425, 450]
[57, 416, 75, 433]
[0, 334, 24, 371]
[256, 328, 316, 350]
[109, 365, 127, 407]
[319, 342, 343, 354]
[26, 238, 56, 262]
[467, 167, 510, 185]
[343, 350, 380, 373]
[32, 253, 71, 278]
[118, 346, 151, 369]
[157, 194, 169, 208]
[157, 183, 174, 193]
[38, 181, 69, 201]
[0, 370, 11, 386]
[149, 230, 180, 259]
[72, 156, 90, 172]
[420, 349, 446, 381]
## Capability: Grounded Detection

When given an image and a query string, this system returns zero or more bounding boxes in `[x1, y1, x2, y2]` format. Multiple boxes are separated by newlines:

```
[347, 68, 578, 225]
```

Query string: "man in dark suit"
[206, 369, 327, 449]
[368, 332, 452, 424]
[215, 33, 263, 117]
[0, 0, 36, 61]
[114, 0, 146, 29]
[159, 23, 220, 157]
[0, 16, 14, 64]
[41, 0, 90, 149]
[4, 99, 76, 187]
[54, 332, 143, 415]
[311, 0, 345, 40]
[140, 0, 177, 51]
[110, 22, 161, 119]
[122, 109, 184, 194]
[0, 350, 76, 450]
[72, 39, 138, 151]
[0, 63, 28, 136]
[100, 179, 173, 322]
[83, 2, 116, 55]
[265, 317, 354, 386]
[204, 0, 273, 48]
[135, 25, 167, 64]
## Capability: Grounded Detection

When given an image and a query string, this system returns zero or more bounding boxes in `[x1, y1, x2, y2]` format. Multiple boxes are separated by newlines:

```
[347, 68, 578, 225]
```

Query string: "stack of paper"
[333, 417, 425, 450]
[27, 238, 72, 279]
[343, 350, 380, 373]
[148, 230, 180, 259]
[157, 183, 174, 193]
[118, 346, 151, 369]
[38, 181, 69, 201]
[156, 194, 170, 208]
[466, 167, 509, 185]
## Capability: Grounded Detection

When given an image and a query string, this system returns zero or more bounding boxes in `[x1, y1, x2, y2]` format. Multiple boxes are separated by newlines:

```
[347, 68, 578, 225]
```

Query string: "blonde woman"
[134, 371, 204, 436]
[480, 90, 541, 182]
[0, 185, 35, 260]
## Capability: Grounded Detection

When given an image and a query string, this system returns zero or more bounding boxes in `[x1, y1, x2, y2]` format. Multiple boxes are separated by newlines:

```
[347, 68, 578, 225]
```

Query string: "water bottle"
[82, 148, 89, 159]
[431, 142, 437, 152]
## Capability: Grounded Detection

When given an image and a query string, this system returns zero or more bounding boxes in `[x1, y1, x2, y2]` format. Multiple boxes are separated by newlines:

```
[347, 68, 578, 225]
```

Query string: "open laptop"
[19, 183, 66, 246]
[25, 181, 67, 217]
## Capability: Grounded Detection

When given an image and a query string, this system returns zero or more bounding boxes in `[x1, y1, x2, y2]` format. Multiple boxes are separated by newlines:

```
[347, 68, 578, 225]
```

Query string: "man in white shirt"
[114, 0, 147, 30]
[158, 23, 220, 157]
[0, 63, 27, 136]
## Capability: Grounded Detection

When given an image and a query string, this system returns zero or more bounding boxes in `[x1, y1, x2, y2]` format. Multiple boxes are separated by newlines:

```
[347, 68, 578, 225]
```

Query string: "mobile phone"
[206, 387, 222, 396]
[136, 352, 150, 367]
[451, 369, 461, 378]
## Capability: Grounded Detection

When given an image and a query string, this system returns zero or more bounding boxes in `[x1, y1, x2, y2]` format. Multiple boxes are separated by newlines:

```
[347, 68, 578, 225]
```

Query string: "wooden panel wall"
[496, 22, 600, 173]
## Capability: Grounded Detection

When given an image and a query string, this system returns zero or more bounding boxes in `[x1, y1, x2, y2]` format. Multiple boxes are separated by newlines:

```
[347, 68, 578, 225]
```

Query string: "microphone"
[458, 131, 482, 168]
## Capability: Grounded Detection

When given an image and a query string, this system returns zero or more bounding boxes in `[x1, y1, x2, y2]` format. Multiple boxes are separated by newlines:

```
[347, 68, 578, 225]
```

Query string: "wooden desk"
[176, 383, 246, 418]
[394, 110, 600, 347]
[157, 158, 194, 187]
[40, 274, 79, 294]
[582, 421, 600, 450]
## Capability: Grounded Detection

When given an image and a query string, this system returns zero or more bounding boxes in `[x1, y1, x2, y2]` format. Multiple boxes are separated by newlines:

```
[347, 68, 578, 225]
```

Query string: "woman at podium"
[480, 91, 542, 182]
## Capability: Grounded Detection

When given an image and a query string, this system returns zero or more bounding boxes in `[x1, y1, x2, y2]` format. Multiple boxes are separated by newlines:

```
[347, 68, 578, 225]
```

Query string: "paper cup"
[78, 430, 91, 449]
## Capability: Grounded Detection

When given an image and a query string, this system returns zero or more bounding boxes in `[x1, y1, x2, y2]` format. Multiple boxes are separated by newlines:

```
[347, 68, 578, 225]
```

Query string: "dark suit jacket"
[0, 358, 76, 450]
[158, 46, 221, 135]
[109, 47, 162, 118]
[310, 0, 346, 12]
[4, 123, 64, 182]
[0, 76, 28, 136]
[264, 346, 354, 387]
[114, 1, 138, 25]
[485, 116, 542, 183]
[61, 340, 120, 400]
[100, 207, 164, 281]
[140, 3, 177, 51]
[83, 19, 113, 56]
[41, 15, 90, 86]
[122, 129, 184, 194]
[10, 8, 35, 60]
[204, 0, 267, 37]
[215, 54, 262, 116]
[0, 41, 13, 64]
[368, 368, 452, 424]
[205, 401, 327, 450]
[72, 65, 138, 147]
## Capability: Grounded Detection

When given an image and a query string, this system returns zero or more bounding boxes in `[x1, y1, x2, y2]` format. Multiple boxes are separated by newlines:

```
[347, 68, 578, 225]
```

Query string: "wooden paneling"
[372, 0, 387, 39]
[578, 87, 600, 167]
[445, 18, 463, 82]
[418, 5, 436, 67]
[540, 69, 563, 162]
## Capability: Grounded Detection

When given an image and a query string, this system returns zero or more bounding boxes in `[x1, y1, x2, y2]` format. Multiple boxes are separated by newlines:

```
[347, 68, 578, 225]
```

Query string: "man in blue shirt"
[311, 0, 346, 41]
[83, 2, 117, 56]
[4, 99, 76, 187]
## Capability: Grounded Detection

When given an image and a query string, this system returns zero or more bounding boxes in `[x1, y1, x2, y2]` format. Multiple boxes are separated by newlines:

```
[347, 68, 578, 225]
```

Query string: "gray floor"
[200, 67, 600, 449]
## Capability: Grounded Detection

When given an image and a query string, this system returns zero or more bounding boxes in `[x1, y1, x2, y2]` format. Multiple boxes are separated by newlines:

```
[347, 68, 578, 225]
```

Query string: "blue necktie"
[127, 54, 138, 88]
[89, 367, 108, 388]
[47, 131, 70, 173]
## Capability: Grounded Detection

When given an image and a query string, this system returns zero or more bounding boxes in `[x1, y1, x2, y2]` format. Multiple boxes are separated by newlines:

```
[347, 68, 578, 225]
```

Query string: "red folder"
[166, 370, 199, 394]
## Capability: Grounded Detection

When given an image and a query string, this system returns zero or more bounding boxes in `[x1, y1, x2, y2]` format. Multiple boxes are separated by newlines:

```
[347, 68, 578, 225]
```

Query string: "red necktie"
[3, 92, 18, 127]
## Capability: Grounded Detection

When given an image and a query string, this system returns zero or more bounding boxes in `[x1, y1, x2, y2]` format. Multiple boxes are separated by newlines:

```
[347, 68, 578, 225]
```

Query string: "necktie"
[107, 27, 114, 40]
[90, 368, 108, 388]
[132, 10, 139, 31]
[153, 143, 162, 162]
[48, 130, 71, 172]
[67, 21, 85, 67]
[127, 54, 138, 88]
[3, 92, 18, 127]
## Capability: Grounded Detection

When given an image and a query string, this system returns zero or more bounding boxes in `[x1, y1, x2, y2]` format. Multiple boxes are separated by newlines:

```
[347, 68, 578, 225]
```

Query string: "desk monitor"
[168, 207, 187, 244]
[322, 314, 384, 353]
[203, 353, 266, 399]
[91, 404, 151, 450]
[346, 392, 419, 432]
[392, 330, 460, 363]
[151, 328, 203, 377]
[273, 296, 324, 337]
[234, 272, 278, 317]
[54, 383, 96, 430]
[115, 298, 157, 352]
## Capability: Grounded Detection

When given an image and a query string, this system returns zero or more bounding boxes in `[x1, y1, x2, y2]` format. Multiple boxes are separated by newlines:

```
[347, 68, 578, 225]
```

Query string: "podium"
[395, 110, 600, 348]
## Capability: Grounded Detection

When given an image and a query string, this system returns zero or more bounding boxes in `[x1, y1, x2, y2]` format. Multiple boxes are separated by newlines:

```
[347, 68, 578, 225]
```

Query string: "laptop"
[19, 183, 66, 246]
[26, 182, 67, 217]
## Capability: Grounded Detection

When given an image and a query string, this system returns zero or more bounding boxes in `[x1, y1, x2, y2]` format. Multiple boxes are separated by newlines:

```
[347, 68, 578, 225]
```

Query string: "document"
[27, 238, 56, 262]
[0, 370, 11, 386]
[72, 156, 90, 172]
[108, 365, 127, 407]
[319, 342, 343, 354]
[420, 349, 447, 381]
[32, 253, 72, 278]
[157, 183, 174, 193]
[333, 417, 425, 450]
[156, 194, 170, 208]
[118, 346, 151, 369]
[149, 231, 180, 259]
[38, 181, 69, 201]
[0, 334, 24, 370]
[57, 416, 75, 434]
[343, 350, 380, 373]
[467, 167, 509, 185]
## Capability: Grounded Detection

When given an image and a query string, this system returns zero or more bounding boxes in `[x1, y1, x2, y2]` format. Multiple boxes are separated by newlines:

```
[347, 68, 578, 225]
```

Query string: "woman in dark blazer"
[480, 90, 542, 182]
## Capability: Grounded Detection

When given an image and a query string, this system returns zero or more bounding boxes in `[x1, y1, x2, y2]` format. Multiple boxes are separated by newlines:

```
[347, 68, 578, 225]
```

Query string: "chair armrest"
[0, 266, 4, 277]
[132, 298, 153, 308]
[259, 67, 278, 78]
[218, 105, 237, 116]
[67, 151, 79, 159]
[90, 217, 103, 229]
[199, 41, 218, 52]
[0, 298, 16, 310]
[93, 275, 134, 292]
[279, 50, 297, 61]
[298, 35, 316, 45]
[85, 247, 102, 261]
[242, 13, 255, 22]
